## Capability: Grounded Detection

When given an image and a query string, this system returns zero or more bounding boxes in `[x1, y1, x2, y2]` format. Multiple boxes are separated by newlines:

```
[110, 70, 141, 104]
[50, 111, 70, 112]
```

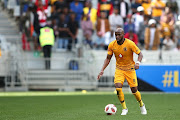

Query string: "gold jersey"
[107, 39, 140, 71]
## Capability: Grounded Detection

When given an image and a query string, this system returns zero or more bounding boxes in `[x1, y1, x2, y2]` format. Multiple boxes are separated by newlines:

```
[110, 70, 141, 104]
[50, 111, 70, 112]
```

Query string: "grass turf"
[0, 92, 180, 120]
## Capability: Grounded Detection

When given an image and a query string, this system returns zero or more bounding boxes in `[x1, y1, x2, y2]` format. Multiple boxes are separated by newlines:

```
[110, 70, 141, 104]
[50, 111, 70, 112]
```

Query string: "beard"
[117, 37, 124, 44]
[117, 37, 123, 41]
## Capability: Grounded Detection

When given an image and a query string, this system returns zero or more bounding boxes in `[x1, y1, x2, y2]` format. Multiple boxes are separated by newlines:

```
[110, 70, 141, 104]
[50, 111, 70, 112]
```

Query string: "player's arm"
[135, 52, 143, 70]
[97, 54, 113, 80]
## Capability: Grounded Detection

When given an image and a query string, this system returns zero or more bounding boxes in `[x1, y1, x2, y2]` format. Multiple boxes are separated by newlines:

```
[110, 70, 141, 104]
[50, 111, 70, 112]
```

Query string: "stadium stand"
[0, 0, 180, 92]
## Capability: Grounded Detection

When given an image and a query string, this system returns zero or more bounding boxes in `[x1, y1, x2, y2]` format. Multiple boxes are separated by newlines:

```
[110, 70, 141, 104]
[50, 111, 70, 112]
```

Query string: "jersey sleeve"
[107, 42, 113, 55]
[130, 41, 141, 55]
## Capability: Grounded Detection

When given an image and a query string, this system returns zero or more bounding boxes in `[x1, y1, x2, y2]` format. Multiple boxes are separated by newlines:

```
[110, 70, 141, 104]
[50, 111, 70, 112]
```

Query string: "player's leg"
[131, 87, 147, 115]
[115, 83, 128, 115]
[131, 87, 144, 107]
[115, 83, 127, 109]
[125, 70, 147, 114]
[114, 69, 128, 115]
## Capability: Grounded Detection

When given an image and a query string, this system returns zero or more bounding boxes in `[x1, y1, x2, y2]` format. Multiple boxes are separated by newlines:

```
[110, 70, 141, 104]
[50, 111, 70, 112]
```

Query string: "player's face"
[115, 32, 124, 41]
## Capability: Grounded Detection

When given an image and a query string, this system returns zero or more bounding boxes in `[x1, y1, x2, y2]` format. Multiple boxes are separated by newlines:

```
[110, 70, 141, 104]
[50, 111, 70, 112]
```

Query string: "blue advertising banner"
[136, 65, 180, 93]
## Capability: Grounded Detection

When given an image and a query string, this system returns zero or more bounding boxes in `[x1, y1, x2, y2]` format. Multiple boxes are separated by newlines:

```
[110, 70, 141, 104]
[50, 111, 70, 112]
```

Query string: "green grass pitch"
[0, 92, 180, 120]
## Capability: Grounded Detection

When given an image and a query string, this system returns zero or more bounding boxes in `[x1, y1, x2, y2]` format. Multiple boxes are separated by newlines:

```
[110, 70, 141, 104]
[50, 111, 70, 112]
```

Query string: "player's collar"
[117, 38, 125, 45]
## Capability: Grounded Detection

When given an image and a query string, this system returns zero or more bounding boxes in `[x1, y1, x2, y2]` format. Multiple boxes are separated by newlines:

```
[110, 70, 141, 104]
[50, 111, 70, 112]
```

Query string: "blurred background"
[0, 0, 180, 93]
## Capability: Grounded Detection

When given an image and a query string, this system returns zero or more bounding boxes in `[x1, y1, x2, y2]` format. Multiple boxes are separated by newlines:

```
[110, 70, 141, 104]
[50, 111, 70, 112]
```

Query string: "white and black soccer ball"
[104, 104, 117, 115]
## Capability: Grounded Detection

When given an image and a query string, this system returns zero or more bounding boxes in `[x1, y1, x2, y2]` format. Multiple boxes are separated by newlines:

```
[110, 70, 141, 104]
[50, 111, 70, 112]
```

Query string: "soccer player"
[97, 28, 147, 115]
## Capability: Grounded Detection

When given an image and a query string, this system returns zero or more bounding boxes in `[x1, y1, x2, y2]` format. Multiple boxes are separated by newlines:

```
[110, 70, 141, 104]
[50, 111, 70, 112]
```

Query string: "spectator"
[19, 4, 32, 51]
[166, 0, 179, 18]
[57, 14, 70, 49]
[39, 21, 55, 70]
[138, 20, 148, 49]
[83, 0, 89, 8]
[50, 0, 57, 15]
[62, 6, 70, 24]
[36, 0, 48, 27]
[173, 44, 180, 51]
[132, 6, 144, 33]
[51, 17, 59, 38]
[83, 0, 97, 30]
[131, 0, 142, 15]
[31, 5, 40, 50]
[162, 35, 175, 50]
[0, 46, 1, 57]
[160, 7, 175, 26]
[174, 15, 180, 49]
[51, 0, 62, 20]
[124, 14, 135, 34]
[81, 14, 94, 48]
[124, 30, 138, 45]
[160, 16, 174, 46]
[70, 0, 83, 25]
[50, 0, 58, 5]
[35, 0, 48, 7]
[113, 0, 129, 23]
[54, 0, 67, 13]
[68, 12, 79, 51]
[109, 7, 124, 32]
[51, 1, 61, 21]
[144, 19, 160, 50]
[141, 0, 151, 20]
[104, 30, 116, 50]
[97, 0, 113, 18]
[151, 0, 165, 23]
[95, 12, 110, 49]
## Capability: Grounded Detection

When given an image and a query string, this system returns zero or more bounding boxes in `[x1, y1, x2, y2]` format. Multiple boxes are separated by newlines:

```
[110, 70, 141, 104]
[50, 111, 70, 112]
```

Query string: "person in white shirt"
[113, 0, 129, 23]
[144, 19, 160, 50]
[109, 7, 124, 32]
[133, 6, 144, 34]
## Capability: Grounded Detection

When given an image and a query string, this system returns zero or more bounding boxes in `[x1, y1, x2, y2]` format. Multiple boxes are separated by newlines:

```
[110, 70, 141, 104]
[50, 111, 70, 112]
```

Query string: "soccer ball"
[104, 104, 117, 115]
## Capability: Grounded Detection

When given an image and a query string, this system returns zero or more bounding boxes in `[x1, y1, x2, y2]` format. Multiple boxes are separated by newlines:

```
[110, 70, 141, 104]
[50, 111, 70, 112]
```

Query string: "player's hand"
[97, 71, 104, 80]
[134, 63, 139, 70]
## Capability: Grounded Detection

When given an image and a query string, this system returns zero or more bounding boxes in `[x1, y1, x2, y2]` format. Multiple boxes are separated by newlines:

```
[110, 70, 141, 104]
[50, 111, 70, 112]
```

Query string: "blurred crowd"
[2, 0, 180, 51]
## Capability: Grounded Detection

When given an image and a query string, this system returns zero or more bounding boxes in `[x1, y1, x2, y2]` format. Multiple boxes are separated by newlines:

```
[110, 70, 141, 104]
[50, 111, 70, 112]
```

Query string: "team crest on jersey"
[123, 47, 127, 51]
[133, 79, 136, 83]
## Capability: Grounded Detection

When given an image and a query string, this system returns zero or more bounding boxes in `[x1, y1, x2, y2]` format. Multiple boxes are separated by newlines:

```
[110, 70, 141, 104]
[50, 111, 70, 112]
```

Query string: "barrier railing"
[3, 48, 180, 91]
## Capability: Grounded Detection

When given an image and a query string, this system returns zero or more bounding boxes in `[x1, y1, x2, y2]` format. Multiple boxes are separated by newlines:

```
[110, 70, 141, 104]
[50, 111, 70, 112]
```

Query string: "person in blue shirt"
[70, 0, 83, 26]
[124, 15, 135, 34]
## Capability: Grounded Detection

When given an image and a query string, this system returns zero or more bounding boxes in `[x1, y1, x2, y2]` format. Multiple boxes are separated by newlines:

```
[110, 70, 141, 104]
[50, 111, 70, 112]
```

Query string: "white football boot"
[140, 104, 147, 115]
[121, 109, 128, 115]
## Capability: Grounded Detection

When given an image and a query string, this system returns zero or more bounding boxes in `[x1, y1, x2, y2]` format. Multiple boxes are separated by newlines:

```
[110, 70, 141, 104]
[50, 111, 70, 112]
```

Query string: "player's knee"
[131, 87, 137, 93]
[115, 83, 123, 88]
[116, 88, 122, 95]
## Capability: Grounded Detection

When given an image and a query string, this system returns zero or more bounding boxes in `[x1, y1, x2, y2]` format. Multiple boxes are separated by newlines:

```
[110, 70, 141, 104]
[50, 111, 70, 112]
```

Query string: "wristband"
[136, 61, 141, 64]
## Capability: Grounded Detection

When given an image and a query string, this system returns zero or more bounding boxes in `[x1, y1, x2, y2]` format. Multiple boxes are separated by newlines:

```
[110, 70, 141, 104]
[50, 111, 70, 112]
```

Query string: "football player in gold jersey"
[97, 28, 147, 115]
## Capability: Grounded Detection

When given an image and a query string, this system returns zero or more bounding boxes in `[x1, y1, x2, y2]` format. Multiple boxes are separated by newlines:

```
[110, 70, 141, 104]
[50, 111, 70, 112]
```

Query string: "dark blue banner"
[136, 65, 180, 93]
